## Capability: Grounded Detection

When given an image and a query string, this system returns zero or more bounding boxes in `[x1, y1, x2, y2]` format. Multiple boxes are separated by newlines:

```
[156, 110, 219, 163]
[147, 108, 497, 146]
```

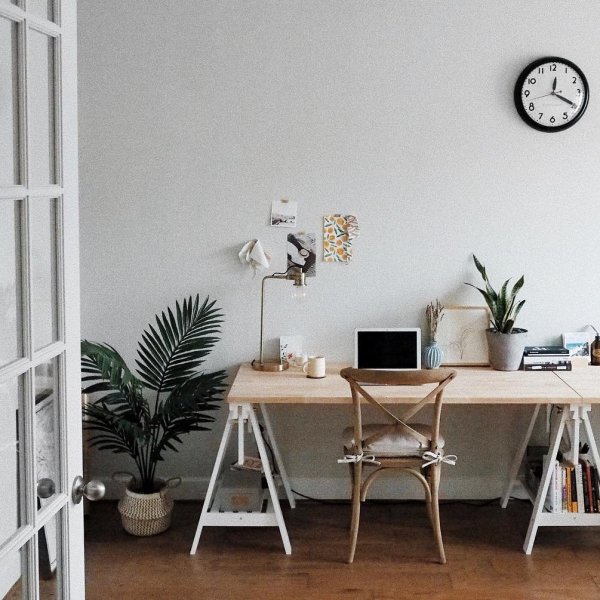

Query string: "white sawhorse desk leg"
[190, 403, 292, 555]
[260, 405, 296, 509]
[522, 403, 600, 555]
[501, 404, 541, 508]
[523, 405, 568, 554]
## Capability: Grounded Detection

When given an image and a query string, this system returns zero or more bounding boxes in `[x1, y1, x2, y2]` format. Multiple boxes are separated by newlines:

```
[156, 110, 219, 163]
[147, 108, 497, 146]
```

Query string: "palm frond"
[81, 341, 142, 392]
[135, 295, 224, 393]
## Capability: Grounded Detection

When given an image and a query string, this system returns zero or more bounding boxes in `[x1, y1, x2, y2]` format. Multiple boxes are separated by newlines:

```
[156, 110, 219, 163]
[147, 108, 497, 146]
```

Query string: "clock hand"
[553, 92, 576, 107]
[552, 77, 557, 92]
[530, 93, 553, 100]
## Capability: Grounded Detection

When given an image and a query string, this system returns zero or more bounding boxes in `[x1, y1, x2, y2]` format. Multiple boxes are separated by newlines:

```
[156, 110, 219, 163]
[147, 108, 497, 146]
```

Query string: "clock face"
[514, 57, 589, 132]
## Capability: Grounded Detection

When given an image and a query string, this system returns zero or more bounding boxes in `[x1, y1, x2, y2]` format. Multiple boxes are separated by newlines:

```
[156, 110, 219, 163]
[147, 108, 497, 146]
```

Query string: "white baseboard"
[95, 473, 526, 502]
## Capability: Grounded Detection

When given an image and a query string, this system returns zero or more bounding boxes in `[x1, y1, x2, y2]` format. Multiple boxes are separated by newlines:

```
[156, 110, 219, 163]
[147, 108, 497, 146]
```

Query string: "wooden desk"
[228, 363, 580, 405]
[191, 364, 600, 557]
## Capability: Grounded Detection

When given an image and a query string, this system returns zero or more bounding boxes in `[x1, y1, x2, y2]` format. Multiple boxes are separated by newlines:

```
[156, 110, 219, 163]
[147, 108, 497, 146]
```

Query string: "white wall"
[78, 0, 600, 499]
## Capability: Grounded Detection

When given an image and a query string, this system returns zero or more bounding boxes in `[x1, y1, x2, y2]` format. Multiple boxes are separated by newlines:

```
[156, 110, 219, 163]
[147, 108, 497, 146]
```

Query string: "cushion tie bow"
[338, 452, 381, 466]
[421, 450, 457, 469]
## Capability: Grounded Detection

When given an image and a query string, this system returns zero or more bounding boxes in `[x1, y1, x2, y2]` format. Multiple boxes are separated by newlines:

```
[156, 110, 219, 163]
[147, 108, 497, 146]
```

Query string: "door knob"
[72, 476, 106, 504]
[37, 478, 56, 499]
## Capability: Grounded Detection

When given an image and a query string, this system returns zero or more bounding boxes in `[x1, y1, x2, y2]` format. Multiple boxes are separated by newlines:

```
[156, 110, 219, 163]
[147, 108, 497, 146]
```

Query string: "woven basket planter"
[116, 476, 181, 537]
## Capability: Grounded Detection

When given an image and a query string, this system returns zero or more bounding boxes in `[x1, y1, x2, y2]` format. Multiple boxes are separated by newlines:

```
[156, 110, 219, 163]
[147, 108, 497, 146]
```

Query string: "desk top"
[227, 363, 583, 405]
[556, 368, 600, 401]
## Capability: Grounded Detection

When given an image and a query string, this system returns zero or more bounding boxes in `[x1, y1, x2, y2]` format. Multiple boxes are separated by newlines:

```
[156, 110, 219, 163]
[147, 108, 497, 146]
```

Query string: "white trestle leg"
[190, 405, 235, 554]
[501, 404, 541, 508]
[260, 404, 296, 509]
[523, 405, 568, 554]
[190, 403, 292, 555]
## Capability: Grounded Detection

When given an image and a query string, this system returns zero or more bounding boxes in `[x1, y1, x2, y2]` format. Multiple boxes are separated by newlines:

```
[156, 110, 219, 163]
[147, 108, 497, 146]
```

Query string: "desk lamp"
[252, 266, 307, 372]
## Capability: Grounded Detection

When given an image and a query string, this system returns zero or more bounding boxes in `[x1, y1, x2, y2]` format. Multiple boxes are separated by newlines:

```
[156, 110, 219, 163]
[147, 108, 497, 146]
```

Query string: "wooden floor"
[85, 499, 600, 600]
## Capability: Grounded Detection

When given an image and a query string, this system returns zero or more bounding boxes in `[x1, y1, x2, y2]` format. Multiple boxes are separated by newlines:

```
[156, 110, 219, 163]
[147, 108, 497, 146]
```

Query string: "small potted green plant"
[424, 299, 444, 369]
[466, 255, 527, 371]
[81, 294, 227, 535]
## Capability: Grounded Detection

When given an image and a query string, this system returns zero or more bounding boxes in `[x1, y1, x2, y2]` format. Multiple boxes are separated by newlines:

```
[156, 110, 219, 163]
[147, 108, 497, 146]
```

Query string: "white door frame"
[0, 0, 83, 597]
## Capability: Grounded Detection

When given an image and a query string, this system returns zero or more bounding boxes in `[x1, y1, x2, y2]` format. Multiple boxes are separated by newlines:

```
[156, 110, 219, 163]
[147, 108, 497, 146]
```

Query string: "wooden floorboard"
[85, 500, 600, 599]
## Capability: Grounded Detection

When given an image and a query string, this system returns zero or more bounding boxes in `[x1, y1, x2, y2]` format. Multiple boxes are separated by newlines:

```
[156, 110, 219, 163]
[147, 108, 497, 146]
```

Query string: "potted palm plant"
[466, 255, 527, 371]
[81, 294, 227, 536]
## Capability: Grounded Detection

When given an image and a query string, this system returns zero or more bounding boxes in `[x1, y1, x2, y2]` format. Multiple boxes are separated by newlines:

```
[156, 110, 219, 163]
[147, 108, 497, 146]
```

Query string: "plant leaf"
[136, 295, 224, 393]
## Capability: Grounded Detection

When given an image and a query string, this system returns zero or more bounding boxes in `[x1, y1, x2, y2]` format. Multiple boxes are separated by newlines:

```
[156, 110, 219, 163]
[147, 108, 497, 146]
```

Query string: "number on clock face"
[515, 57, 589, 132]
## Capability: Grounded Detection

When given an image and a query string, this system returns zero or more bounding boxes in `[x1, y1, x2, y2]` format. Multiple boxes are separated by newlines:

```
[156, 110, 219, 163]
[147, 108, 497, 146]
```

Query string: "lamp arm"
[270, 265, 299, 280]
[257, 266, 307, 366]
[258, 272, 289, 364]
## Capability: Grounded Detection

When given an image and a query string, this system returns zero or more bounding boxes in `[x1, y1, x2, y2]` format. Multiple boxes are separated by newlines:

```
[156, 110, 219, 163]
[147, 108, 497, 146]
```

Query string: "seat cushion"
[342, 423, 445, 457]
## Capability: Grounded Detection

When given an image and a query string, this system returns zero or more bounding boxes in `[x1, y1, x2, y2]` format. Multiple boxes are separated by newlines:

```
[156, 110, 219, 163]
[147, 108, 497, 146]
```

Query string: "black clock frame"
[514, 56, 589, 132]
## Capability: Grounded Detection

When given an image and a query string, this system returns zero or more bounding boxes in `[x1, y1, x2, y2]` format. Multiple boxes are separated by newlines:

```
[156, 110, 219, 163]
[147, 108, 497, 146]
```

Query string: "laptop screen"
[354, 328, 421, 370]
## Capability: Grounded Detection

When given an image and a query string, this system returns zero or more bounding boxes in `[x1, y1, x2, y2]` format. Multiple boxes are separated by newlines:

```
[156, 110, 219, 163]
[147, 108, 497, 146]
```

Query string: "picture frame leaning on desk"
[437, 306, 490, 366]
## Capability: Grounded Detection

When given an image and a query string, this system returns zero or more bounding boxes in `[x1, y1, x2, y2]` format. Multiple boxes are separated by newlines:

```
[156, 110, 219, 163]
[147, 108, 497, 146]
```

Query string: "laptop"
[354, 328, 421, 370]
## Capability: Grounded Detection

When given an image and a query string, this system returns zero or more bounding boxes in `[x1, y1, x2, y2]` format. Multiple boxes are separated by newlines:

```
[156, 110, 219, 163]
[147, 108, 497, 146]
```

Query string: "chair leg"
[348, 461, 362, 564]
[346, 464, 355, 531]
[424, 467, 433, 526]
[430, 464, 446, 564]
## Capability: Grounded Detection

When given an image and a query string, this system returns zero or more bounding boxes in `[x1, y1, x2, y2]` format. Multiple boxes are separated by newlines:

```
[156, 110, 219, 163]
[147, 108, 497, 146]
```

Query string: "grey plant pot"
[485, 328, 528, 371]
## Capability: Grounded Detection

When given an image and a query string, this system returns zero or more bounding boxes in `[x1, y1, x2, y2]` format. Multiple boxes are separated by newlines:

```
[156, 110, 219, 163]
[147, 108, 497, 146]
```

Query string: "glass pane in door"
[27, 0, 54, 23]
[0, 376, 24, 547]
[35, 358, 60, 508]
[0, 546, 25, 599]
[0, 200, 23, 366]
[0, 18, 19, 185]
[28, 29, 56, 186]
[38, 512, 61, 598]
[30, 198, 58, 350]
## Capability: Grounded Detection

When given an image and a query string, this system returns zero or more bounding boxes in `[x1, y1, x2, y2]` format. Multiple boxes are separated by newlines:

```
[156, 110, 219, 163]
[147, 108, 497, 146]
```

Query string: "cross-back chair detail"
[339, 367, 457, 564]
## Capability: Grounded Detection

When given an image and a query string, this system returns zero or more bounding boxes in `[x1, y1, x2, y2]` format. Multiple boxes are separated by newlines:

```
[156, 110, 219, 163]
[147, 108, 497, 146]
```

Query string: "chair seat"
[342, 423, 445, 457]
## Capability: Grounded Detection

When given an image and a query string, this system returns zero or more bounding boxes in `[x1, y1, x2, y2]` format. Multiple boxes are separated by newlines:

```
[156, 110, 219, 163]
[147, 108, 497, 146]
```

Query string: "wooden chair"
[339, 367, 457, 564]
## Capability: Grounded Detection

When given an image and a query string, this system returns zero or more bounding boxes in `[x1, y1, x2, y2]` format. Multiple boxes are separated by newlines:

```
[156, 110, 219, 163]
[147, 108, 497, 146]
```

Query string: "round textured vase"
[423, 341, 443, 369]
[485, 328, 528, 371]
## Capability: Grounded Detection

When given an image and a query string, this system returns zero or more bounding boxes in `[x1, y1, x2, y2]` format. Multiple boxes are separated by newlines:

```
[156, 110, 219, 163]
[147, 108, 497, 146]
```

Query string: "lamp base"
[251, 359, 289, 372]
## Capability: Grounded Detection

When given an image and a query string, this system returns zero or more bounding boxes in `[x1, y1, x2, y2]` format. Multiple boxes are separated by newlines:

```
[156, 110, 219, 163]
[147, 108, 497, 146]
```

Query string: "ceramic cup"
[303, 356, 326, 378]
[293, 353, 308, 368]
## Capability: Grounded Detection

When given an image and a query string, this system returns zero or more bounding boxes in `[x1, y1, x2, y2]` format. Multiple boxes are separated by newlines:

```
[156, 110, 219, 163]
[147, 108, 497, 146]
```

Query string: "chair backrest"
[340, 367, 457, 456]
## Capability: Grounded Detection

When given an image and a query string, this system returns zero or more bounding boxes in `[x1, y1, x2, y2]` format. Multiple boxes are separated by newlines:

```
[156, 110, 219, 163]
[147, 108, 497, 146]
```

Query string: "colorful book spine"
[582, 460, 591, 513]
[523, 363, 572, 371]
[575, 463, 585, 514]
[522, 355, 572, 364]
[591, 465, 599, 513]
[562, 466, 568, 512]
[552, 460, 562, 513]
[523, 346, 570, 356]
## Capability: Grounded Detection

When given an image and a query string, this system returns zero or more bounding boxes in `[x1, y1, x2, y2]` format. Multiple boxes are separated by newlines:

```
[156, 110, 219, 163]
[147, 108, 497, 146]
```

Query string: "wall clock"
[514, 57, 589, 132]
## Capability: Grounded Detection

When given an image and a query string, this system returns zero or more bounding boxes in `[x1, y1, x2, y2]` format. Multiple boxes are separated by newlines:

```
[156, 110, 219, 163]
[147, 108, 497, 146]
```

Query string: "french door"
[0, 0, 84, 598]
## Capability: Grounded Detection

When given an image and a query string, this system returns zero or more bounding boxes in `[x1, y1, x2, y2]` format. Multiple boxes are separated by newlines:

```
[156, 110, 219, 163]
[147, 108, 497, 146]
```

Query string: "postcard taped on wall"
[323, 215, 359, 263]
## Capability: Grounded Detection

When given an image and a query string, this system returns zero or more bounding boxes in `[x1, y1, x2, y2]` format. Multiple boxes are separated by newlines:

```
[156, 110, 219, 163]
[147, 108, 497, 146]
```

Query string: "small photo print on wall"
[271, 199, 297, 227]
[287, 233, 316, 277]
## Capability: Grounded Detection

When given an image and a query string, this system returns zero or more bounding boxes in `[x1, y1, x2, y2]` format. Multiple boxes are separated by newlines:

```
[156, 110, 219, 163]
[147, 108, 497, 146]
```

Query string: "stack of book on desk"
[522, 346, 572, 371]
